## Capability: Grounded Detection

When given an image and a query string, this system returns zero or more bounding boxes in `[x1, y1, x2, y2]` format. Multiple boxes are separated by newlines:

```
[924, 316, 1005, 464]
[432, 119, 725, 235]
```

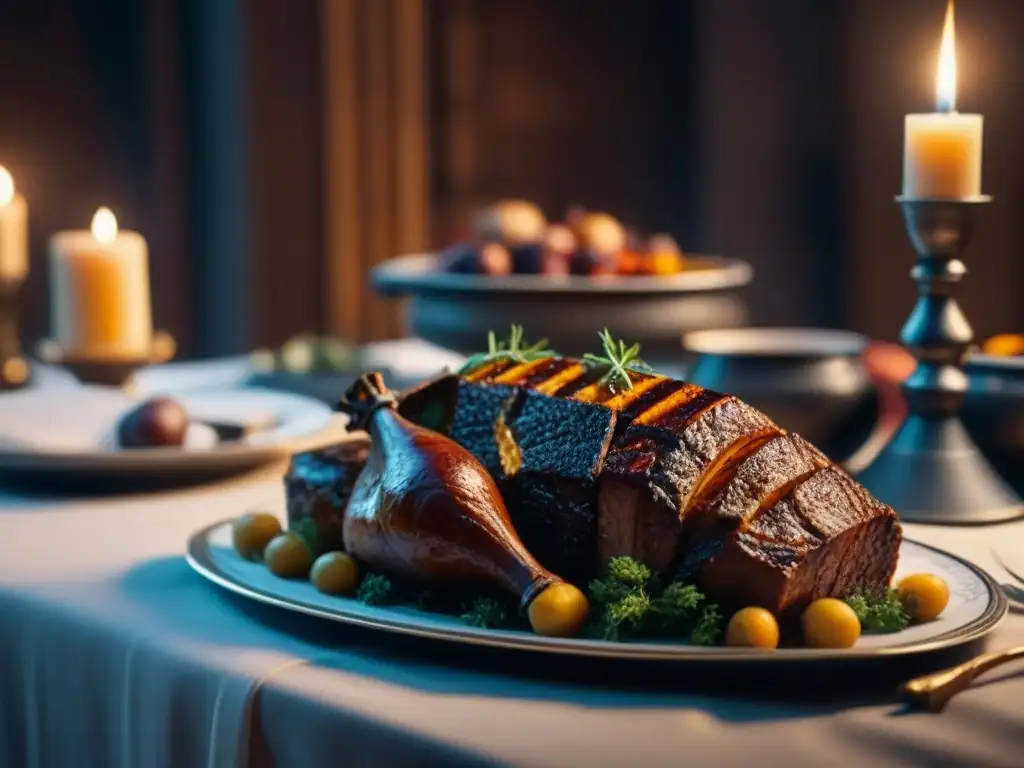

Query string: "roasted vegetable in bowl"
[444, 200, 688, 278]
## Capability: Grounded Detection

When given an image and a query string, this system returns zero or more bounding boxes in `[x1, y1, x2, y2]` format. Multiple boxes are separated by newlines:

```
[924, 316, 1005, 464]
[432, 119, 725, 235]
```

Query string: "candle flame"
[0, 167, 14, 206]
[91, 207, 118, 244]
[936, 0, 957, 112]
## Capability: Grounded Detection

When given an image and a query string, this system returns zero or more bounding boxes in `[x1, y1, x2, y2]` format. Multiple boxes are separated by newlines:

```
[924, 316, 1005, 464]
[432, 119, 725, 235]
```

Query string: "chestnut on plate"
[117, 396, 191, 448]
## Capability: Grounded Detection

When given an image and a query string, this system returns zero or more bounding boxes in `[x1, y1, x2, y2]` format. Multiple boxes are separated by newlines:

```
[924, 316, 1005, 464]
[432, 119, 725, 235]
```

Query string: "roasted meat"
[394, 355, 902, 615]
[675, 433, 830, 580]
[401, 371, 616, 583]
[696, 466, 900, 621]
[285, 436, 370, 552]
[335, 373, 592, 638]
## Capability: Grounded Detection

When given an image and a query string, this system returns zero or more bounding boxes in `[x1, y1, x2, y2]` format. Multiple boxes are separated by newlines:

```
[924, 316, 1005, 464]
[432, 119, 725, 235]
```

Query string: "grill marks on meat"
[604, 397, 782, 513]
[676, 434, 830, 580]
[697, 466, 901, 621]
[285, 437, 370, 551]
[597, 396, 783, 574]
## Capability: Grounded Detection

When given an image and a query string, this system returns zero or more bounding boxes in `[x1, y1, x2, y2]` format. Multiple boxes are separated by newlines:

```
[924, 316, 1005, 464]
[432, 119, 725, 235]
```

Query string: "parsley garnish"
[459, 325, 558, 375]
[582, 329, 653, 392]
[845, 589, 910, 633]
[356, 573, 398, 606]
[588, 556, 722, 644]
[460, 597, 511, 629]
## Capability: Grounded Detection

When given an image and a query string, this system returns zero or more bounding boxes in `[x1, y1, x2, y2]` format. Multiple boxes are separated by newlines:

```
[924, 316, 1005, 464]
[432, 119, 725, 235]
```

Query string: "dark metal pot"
[683, 328, 879, 464]
[962, 354, 1024, 495]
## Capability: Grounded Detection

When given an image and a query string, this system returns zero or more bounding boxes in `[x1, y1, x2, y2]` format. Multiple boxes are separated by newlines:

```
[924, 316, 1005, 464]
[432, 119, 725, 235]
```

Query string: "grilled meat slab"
[675, 433, 830, 580]
[285, 437, 370, 552]
[697, 466, 901, 620]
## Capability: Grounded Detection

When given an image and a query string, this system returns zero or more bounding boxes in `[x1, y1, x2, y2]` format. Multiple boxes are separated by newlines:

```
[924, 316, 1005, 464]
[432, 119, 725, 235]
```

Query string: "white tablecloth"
[1, 347, 1023, 768]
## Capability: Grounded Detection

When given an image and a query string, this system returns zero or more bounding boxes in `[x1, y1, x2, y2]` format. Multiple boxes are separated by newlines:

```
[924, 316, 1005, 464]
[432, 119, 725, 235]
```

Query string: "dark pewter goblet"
[856, 196, 1024, 524]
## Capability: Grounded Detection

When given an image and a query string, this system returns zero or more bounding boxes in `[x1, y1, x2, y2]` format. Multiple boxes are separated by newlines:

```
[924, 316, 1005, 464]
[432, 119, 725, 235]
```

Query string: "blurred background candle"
[902, 0, 983, 199]
[49, 207, 153, 358]
[0, 166, 29, 284]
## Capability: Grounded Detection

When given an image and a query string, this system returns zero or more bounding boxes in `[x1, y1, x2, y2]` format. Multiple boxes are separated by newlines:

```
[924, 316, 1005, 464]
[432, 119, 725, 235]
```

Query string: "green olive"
[279, 337, 316, 373]
[310, 552, 360, 595]
[317, 338, 357, 371]
[249, 348, 276, 372]
[232, 512, 283, 561]
[264, 532, 313, 578]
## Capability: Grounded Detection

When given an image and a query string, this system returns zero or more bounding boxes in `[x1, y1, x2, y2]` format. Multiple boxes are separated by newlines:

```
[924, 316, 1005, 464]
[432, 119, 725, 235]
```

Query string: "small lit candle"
[49, 208, 153, 358]
[0, 166, 29, 283]
[903, 0, 983, 199]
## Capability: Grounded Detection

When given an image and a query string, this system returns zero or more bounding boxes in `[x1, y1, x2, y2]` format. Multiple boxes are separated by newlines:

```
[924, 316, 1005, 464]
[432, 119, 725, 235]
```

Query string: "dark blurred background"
[0, 0, 1022, 358]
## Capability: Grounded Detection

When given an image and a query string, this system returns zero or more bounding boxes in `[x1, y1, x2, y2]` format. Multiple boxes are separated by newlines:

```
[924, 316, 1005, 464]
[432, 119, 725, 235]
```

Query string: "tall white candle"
[49, 208, 153, 359]
[0, 167, 29, 283]
[902, 0, 983, 199]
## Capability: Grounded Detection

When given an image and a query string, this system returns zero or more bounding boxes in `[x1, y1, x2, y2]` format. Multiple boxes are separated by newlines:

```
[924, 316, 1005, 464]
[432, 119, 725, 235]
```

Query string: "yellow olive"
[264, 532, 313, 578]
[310, 552, 359, 596]
[726, 607, 780, 649]
[897, 573, 950, 623]
[232, 512, 283, 561]
[528, 583, 590, 637]
[802, 598, 861, 649]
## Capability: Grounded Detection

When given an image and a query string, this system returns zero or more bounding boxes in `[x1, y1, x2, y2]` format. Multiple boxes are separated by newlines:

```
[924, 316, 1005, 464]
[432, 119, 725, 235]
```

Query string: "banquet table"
[1, 345, 1023, 768]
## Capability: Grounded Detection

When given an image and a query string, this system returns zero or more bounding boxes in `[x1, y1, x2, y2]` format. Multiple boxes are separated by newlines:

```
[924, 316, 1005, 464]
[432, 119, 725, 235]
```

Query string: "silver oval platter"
[187, 513, 1007, 664]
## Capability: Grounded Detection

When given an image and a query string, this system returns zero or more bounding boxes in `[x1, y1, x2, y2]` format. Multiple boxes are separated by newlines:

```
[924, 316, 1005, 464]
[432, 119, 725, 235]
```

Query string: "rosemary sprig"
[582, 329, 652, 392]
[458, 325, 557, 374]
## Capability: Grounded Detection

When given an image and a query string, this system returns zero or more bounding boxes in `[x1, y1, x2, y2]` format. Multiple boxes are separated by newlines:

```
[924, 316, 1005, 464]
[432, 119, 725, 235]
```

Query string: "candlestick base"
[0, 279, 29, 392]
[856, 413, 1024, 525]
[0, 355, 31, 391]
[36, 331, 176, 388]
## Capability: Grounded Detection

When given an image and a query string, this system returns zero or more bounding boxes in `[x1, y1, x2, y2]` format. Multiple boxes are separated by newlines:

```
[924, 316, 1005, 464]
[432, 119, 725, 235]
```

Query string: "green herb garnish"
[845, 589, 911, 633]
[588, 556, 722, 643]
[603, 591, 653, 641]
[582, 329, 653, 392]
[356, 573, 398, 606]
[460, 597, 510, 629]
[459, 325, 558, 375]
[689, 604, 723, 647]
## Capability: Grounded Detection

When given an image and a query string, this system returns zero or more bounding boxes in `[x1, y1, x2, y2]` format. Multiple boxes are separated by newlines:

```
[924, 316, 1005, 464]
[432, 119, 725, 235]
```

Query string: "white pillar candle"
[902, 1, 983, 199]
[49, 208, 153, 359]
[0, 167, 29, 283]
[903, 113, 982, 199]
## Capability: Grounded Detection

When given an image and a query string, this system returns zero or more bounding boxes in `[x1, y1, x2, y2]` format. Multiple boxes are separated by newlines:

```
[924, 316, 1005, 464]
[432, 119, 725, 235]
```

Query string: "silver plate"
[0, 390, 340, 482]
[187, 516, 1007, 663]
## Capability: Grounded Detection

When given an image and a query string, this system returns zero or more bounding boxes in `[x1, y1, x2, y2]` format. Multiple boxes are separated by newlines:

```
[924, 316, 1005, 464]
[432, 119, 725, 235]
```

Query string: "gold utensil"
[901, 646, 1024, 712]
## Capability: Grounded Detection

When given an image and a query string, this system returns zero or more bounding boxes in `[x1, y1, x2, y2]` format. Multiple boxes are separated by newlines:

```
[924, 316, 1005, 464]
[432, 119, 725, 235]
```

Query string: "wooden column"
[188, 0, 252, 356]
[695, 0, 846, 329]
[322, 0, 430, 343]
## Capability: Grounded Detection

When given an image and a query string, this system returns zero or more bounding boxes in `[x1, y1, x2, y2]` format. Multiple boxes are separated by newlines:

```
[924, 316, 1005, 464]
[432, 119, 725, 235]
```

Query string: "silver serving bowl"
[372, 253, 753, 359]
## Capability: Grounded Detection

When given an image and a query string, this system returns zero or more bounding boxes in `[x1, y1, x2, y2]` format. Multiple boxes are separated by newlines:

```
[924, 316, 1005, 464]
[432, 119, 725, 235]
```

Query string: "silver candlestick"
[857, 195, 1023, 524]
